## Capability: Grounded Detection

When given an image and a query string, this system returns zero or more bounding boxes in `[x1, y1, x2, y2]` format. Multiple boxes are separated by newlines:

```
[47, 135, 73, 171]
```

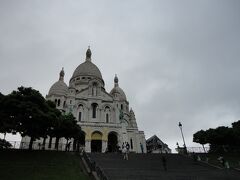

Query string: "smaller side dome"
[110, 75, 127, 101]
[48, 68, 68, 96]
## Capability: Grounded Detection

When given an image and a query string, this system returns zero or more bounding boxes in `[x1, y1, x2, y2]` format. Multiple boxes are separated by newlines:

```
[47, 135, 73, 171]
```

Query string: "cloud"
[1, 0, 240, 151]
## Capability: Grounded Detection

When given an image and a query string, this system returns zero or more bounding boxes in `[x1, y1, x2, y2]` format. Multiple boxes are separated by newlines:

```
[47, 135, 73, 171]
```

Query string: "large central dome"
[72, 61, 102, 79]
[71, 47, 103, 80]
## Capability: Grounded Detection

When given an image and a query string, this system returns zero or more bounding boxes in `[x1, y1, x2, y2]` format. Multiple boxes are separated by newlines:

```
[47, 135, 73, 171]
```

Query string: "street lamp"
[178, 122, 186, 149]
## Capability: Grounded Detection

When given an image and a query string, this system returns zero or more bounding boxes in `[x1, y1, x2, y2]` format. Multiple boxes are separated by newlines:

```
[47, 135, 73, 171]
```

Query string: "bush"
[0, 138, 12, 149]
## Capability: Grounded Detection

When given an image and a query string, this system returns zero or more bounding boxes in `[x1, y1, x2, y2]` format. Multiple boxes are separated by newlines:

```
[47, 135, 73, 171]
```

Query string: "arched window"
[92, 103, 98, 118]
[106, 114, 109, 123]
[92, 82, 97, 96]
[130, 138, 133, 149]
[55, 99, 57, 105]
[78, 112, 82, 121]
[121, 104, 123, 110]
[78, 104, 83, 121]
[57, 99, 61, 107]
[105, 106, 110, 123]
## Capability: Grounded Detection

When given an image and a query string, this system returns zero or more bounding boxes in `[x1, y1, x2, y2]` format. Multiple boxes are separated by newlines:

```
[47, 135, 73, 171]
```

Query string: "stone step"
[88, 153, 240, 180]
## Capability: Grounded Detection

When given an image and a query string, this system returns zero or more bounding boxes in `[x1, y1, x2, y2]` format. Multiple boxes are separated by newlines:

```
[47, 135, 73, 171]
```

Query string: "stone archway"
[91, 131, 102, 152]
[107, 132, 118, 152]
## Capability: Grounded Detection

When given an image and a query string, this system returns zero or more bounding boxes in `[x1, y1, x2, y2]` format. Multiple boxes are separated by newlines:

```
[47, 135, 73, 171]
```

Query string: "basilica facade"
[22, 48, 146, 153]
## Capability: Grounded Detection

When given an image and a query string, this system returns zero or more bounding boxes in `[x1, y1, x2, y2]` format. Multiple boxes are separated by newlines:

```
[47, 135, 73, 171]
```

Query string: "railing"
[187, 147, 210, 153]
[2, 141, 85, 152]
[82, 151, 95, 171]
[187, 145, 240, 154]
[175, 146, 210, 154]
[95, 165, 108, 180]
[82, 151, 109, 180]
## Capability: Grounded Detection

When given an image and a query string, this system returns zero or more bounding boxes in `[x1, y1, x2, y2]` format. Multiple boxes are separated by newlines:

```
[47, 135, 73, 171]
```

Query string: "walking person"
[126, 142, 130, 151]
[218, 156, 225, 168]
[126, 142, 130, 160]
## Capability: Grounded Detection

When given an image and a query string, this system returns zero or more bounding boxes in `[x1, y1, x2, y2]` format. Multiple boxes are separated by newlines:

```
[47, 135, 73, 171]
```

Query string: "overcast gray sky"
[1, 0, 240, 151]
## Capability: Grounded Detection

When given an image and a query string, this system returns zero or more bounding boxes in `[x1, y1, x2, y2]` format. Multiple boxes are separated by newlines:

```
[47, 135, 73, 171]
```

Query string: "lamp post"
[178, 122, 186, 149]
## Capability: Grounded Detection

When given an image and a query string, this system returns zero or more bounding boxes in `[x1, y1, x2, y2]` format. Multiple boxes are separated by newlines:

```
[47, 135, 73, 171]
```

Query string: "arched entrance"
[107, 132, 118, 152]
[91, 131, 102, 152]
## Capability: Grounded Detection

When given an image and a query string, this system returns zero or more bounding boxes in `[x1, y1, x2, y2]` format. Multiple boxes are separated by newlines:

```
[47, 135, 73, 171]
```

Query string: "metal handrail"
[82, 152, 109, 180]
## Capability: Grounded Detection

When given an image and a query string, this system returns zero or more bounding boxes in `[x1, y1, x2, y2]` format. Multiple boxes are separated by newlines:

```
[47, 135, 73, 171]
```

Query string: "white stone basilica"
[22, 48, 146, 153]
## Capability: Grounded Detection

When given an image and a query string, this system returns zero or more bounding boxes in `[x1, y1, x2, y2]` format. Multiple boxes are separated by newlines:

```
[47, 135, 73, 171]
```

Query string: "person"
[197, 155, 201, 161]
[122, 142, 128, 160]
[122, 142, 125, 151]
[225, 161, 230, 169]
[161, 156, 167, 171]
[126, 142, 130, 159]
[217, 156, 225, 168]
[116, 145, 121, 153]
[126, 142, 130, 152]
[140, 143, 144, 153]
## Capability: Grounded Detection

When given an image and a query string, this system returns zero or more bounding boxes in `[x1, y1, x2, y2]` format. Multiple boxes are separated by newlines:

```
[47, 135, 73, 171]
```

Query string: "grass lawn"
[0, 150, 90, 180]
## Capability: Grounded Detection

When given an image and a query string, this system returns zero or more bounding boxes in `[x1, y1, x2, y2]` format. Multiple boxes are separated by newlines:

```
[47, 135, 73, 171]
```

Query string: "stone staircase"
[88, 153, 240, 180]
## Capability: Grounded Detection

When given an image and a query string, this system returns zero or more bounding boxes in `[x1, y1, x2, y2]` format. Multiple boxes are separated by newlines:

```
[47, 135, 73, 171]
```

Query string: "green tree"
[0, 87, 82, 151]
[193, 123, 240, 153]
[2, 87, 54, 150]
[193, 130, 208, 153]
[232, 120, 240, 149]
[42, 100, 62, 149]
[0, 93, 19, 139]
[53, 113, 81, 150]
[0, 138, 12, 149]
[14, 87, 51, 150]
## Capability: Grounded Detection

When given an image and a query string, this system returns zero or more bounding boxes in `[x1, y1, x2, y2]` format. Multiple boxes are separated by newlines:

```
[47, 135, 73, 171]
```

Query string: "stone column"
[85, 140, 91, 153]
[135, 136, 140, 153]
[99, 108, 102, 122]
[102, 140, 108, 153]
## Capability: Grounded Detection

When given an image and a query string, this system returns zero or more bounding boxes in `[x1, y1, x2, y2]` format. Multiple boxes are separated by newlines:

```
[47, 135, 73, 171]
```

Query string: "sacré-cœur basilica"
[22, 47, 146, 153]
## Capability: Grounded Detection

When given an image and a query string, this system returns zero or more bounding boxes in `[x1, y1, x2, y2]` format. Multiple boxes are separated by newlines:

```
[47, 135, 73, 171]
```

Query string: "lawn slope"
[0, 150, 90, 180]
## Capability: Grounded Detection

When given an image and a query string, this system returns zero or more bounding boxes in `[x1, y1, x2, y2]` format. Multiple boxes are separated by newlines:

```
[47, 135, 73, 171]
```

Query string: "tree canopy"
[0, 86, 81, 150]
[193, 120, 240, 153]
